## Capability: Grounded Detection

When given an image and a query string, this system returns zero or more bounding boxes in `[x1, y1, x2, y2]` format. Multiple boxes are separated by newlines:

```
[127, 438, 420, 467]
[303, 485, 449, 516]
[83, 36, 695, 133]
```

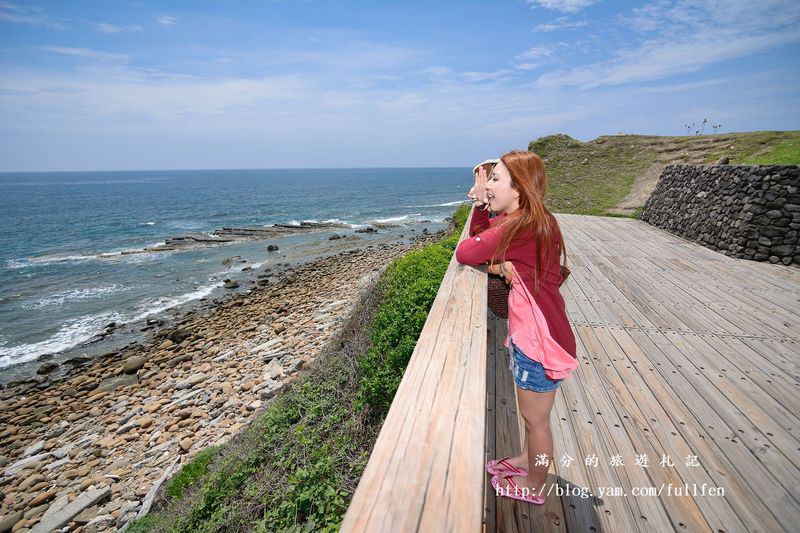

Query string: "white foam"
[129, 283, 221, 322]
[24, 284, 126, 309]
[0, 282, 223, 369]
[371, 213, 422, 223]
[401, 200, 466, 208]
[320, 218, 362, 228]
[0, 311, 126, 368]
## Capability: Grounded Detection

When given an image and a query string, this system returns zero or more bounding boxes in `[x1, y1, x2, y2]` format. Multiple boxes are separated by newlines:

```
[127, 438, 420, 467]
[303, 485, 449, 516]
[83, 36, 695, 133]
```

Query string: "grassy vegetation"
[738, 134, 800, 165]
[530, 133, 658, 216]
[126, 204, 472, 533]
[164, 445, 223, 500]
[529, 130, 800, 218]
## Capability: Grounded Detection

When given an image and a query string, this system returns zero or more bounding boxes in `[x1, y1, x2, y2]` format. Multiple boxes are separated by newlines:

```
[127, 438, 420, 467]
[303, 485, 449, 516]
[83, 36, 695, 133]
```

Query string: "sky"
[0, 0, 798, 171]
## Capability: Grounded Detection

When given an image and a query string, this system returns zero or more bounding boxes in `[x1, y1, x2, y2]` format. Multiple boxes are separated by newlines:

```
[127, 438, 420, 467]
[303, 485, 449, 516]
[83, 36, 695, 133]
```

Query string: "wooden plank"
[484, 311, 498, 533]
[552, 212, 800, 532]
[562, 281, 704, 531]
[562, 218, 799, 416]
[341, 209, 488, 532]
[571, 229, 800, 434]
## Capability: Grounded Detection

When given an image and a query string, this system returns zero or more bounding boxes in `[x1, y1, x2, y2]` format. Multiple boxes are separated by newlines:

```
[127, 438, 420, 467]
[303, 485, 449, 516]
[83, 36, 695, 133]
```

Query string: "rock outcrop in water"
[116, 221, 403, 255]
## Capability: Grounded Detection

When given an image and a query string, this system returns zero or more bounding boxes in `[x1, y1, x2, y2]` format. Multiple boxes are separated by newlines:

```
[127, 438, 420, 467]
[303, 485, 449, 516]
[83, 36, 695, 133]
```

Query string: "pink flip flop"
[491, 474, 546, 505]
[486, 457, 529, 477]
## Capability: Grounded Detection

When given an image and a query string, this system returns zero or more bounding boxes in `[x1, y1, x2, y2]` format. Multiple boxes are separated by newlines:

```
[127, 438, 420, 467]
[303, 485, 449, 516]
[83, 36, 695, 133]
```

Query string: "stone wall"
[639, 164, 799, 266]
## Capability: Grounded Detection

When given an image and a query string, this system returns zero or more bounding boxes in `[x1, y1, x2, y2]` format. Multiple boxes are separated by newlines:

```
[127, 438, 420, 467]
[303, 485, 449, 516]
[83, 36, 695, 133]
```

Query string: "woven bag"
[487, 274, 510, 318]
[487, 261, 571, 320]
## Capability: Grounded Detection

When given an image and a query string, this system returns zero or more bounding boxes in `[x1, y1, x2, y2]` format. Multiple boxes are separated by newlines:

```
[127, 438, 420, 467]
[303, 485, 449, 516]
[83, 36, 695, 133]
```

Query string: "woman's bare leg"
[504, 432, 528, 470]
[515, 386, 558, 495]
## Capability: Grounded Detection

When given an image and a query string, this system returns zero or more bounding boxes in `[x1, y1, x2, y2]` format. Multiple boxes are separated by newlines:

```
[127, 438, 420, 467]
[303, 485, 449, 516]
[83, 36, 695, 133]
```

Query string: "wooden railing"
[340, 209, 489, 531]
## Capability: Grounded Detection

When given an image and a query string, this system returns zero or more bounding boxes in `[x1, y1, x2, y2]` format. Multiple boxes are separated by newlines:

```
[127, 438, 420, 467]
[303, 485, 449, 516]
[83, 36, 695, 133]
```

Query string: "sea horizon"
[0, 165, 471, 174]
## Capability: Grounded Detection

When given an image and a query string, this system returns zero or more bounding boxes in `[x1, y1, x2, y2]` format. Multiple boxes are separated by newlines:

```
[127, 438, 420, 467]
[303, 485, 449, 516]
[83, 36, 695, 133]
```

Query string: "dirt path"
[607, 137, 732, 216]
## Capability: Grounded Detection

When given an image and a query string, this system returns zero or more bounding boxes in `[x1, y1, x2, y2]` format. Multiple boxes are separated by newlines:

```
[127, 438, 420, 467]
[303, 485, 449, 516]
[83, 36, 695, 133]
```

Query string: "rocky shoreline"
[0, 221, 452, 532]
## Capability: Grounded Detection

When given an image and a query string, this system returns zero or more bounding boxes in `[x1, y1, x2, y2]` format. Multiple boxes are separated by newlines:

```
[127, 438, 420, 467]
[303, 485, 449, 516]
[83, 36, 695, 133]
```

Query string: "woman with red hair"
[456, 150, 578, 505]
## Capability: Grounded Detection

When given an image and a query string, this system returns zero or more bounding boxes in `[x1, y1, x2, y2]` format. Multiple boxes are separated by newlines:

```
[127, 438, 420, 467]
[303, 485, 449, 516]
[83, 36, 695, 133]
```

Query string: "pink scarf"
[503, 262, 579, 381]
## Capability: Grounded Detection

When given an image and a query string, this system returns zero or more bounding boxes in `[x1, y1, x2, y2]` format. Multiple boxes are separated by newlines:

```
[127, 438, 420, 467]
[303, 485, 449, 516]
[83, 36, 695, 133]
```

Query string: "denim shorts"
[508, 339, 563, 392]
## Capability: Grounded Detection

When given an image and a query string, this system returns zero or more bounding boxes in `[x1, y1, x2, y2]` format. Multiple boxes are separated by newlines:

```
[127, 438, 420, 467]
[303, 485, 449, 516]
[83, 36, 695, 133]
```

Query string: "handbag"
[486, 250, 571, 320]
[487, 273, 510, 319]
[559, 240, 571, 284]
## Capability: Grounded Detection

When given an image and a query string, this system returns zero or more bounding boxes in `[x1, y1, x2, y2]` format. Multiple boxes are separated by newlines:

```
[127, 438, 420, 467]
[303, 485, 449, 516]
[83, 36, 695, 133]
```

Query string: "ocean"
[0, 167, 471, 383]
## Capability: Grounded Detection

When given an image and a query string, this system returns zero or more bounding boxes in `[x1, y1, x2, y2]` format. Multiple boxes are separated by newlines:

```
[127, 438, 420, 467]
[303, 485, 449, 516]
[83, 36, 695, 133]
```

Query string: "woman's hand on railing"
[488, 261, 513, 285]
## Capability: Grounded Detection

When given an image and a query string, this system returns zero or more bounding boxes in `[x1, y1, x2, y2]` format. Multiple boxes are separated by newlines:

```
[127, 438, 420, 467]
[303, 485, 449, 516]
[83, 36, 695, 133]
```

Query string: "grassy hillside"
[529, 130, 800, 217]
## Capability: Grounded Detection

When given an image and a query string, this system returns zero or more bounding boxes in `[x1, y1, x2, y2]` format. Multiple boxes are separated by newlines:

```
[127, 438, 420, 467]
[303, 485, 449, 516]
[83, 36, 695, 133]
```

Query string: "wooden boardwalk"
[485, 213, 800, 532]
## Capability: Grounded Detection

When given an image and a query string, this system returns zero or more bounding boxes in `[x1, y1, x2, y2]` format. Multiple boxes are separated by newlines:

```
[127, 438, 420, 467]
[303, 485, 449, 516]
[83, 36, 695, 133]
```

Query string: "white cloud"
[462, 69, 514, 82]
[39, 46, 130, 63]
[626, 76, 733, 94]
[527, 0, 598, 13]
[0, 1, 68, 29]
[516, 44, 558, 60]
[534, 0, 800, 90]
[157, 15, 177, 27]
[512, 43, 566, 70]
[515, 62, 546, 71]
[94, 22, 143, 33]
[533, 16, 588, 32]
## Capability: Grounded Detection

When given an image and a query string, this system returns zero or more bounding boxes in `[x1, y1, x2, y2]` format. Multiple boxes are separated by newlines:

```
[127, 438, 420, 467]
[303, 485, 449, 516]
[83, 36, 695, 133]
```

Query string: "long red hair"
[487, 150, 567, 295]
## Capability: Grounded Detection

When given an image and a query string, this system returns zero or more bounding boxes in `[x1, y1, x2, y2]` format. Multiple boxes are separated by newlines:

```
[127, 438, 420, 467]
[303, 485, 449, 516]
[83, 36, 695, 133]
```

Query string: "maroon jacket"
[455, 204, 577, 358]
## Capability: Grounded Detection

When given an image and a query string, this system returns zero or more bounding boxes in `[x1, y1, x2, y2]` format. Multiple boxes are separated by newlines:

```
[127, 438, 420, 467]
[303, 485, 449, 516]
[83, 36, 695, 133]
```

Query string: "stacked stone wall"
[639, 164, 799, 266]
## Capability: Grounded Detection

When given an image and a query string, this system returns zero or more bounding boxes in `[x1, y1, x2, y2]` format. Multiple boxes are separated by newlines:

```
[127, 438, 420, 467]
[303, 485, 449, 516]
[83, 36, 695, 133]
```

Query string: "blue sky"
[0, 0, 798, 171]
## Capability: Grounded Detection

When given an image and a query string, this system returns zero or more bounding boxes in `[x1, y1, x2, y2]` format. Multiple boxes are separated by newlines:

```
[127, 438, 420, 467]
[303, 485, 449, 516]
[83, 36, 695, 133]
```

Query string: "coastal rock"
[28, 490, 56, 507]
[168, 328, 192, 344]
[64, 355, 92, 367]
[4, 452, 52, 477]
[174, 373, 207, 390]
[29, 486, 111, 533]
[122, 356, 147, 374]
[22, 440, 45, 459]
[83, 514, 115, 531]
[0, 511, 23, 533]
[98, 373, 140, 392]
[284, 358, 304, 374]
[166, 353, 193, 368]
[73, 505, 99, 525]
[36, 362, 58, 375]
